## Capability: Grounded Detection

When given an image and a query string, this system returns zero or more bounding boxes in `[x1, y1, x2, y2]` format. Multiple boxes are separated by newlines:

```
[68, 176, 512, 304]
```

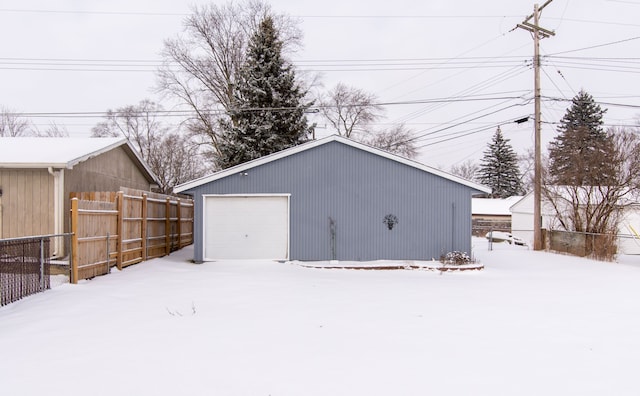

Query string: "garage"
[176, 136, 490, 262]
[203, 195, 290, 260]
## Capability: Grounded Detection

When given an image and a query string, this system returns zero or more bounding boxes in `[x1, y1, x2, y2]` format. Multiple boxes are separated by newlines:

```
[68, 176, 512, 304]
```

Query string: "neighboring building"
[0, 137, 158, 255]
[510, 192, 557, 245]
[510, 191, 640, 254]
[175, 135, 490, 262]
[472, 196, 523, 236]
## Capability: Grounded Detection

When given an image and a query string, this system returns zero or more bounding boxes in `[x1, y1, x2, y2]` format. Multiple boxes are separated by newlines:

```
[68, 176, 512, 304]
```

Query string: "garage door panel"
[204, 196, 289, 260]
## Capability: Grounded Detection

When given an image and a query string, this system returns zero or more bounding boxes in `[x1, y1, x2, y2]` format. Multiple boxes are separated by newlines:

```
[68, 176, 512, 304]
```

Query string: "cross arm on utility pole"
[517, 22, 555, 38]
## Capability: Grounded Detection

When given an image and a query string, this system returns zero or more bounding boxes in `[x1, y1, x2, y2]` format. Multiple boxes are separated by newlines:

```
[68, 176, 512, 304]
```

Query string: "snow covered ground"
[2, 238, 640, 395]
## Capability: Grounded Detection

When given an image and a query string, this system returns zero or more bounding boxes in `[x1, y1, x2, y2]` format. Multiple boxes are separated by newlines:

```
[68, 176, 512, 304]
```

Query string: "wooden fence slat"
[116, 191, 124, 271]
[177, 199, 182, 249]
[165, 197, 171, 256]
[142, 194, 147, 262]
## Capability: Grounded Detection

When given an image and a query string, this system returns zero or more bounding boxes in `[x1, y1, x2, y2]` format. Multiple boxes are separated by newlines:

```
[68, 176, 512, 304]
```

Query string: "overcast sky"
[1, 0, 639, 169]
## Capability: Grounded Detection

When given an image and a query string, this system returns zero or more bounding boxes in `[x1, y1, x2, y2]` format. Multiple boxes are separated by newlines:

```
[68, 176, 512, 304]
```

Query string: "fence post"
[176, 199, 182, 249]
[106, 232, 111, 274]
[165, 197, 171, 256]
[142, 193, 148, 262]
[39, 237, 45, 291]
[70, 198, 79, 284]
[116, 191, 124, 270]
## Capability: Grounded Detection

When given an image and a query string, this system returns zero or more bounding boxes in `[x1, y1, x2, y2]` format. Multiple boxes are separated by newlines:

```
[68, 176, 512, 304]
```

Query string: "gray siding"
[188, 141, 477, 261]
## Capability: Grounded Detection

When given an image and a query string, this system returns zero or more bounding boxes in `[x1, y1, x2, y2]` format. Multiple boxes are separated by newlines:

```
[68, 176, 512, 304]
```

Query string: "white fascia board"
[175, 135, 491, 194]
[0, 163, 68, 169]
[119, 140, 161, 186]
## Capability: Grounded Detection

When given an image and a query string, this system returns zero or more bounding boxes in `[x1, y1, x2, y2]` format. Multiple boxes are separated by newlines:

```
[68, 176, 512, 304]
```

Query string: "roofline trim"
[0, 163, 68, 169]
[175, 135, 491, 193]
[65, 138, 128, 168]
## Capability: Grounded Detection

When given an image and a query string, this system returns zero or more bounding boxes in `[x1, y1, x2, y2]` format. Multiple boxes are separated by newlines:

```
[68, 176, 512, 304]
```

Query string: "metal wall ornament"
[383, 214, 398, 230]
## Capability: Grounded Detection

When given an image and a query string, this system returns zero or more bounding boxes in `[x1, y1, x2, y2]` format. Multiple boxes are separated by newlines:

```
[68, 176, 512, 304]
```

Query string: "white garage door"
[204, 195, 289, 260]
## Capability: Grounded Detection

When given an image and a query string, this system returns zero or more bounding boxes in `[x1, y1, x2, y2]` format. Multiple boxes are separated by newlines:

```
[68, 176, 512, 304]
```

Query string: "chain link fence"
[0, 234, 71, 306]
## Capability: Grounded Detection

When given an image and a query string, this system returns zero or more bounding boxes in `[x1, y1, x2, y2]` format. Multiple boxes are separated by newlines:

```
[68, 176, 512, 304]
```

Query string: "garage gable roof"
[175, 135, 490, 194]
[0, 137, 159, 184]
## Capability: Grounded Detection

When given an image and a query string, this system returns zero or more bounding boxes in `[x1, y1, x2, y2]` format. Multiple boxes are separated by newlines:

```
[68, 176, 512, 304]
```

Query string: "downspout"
[48, 167, 64, 257]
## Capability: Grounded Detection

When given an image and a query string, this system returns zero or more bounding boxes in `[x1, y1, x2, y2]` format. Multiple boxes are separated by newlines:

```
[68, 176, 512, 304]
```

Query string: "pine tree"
[547, 89, 614, 185]
[217, 16, 314, 169]
[478, 127, 523, 198]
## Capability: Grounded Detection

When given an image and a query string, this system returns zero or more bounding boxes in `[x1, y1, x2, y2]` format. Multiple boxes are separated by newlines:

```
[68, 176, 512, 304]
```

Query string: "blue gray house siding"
[185, 141, 480, 261]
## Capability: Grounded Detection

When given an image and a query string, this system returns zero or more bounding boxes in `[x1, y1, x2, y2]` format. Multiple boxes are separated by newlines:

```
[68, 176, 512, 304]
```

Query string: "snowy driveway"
[1, 239, 640, 395]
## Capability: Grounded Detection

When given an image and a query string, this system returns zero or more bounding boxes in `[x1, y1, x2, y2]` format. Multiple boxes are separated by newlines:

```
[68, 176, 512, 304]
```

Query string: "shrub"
[440, 251, 472, 265]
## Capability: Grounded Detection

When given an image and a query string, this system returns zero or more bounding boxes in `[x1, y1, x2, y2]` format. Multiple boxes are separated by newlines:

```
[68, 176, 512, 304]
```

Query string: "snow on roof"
[175, 135, 491, 194]
[0, 137, 129, 169]
[472, 196, 523, 215]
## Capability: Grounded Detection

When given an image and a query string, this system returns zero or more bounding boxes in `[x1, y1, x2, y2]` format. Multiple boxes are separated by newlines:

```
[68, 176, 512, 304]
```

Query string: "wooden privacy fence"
[69, 188, 194, 283]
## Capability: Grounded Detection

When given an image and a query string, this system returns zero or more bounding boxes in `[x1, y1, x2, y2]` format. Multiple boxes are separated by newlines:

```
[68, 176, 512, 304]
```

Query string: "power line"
[542, 96, 640, 109]
[2, 54, 639, 65]
[547, 36, 640, 56]
[0, 57, 533, 73]
[3, 7, 638, 27]
[3, 54, 640, 75]
[3, 94, 530, 118]
[417, 124, 500, 149]
[545, 17, 640, 27]
[404, 99, 533, 144]
[379, 31, 523, 95]
[391, 65, 531, 125]
[0, 8, 523, 19]
[0, 8, 187, 16]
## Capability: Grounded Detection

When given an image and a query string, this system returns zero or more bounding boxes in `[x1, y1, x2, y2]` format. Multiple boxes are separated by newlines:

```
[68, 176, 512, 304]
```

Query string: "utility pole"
[516, 1, 555, 251]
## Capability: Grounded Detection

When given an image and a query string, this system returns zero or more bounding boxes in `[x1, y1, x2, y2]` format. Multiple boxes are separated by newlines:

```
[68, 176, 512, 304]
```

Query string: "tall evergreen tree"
[217, 16, 314, 169]
[547, 89, 614, 185]
[478, 127, 523, 198]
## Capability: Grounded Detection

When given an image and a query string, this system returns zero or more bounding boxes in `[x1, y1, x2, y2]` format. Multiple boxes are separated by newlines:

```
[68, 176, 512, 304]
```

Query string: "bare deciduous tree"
[518, 148, 534, 193]
[92, 99, 167, 161]
[157, 0, 302, 160]
[0, 107, 32, 137]
[367, 124, 417, 159]
[319, 83, 382, 139]
[148, 133, 206, 194]
[450, 159, 479, 182]
[543, 128, 640, 258]
[92, 99, 206, 194]
[34, 122, 69, 137]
